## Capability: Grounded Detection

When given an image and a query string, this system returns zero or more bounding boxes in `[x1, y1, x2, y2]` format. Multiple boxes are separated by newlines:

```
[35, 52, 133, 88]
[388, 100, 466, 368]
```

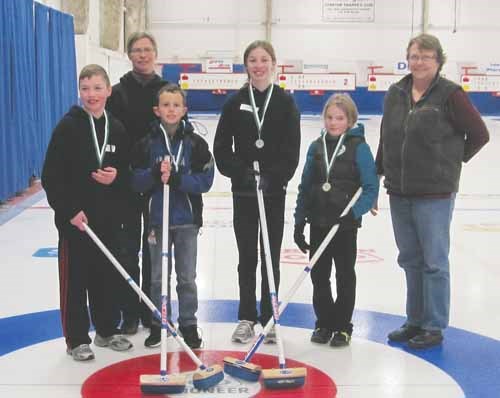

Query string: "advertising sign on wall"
[322, 0, 375, 22]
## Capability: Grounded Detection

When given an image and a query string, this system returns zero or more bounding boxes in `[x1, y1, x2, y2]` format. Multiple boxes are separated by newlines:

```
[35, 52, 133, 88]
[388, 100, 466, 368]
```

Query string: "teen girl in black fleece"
[214, 40, 301, 344]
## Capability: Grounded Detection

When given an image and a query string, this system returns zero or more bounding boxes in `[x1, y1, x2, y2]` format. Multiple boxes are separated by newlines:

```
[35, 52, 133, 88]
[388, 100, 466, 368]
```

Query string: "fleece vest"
[382, 75, 464, 194]
[308, 135, 362, 227]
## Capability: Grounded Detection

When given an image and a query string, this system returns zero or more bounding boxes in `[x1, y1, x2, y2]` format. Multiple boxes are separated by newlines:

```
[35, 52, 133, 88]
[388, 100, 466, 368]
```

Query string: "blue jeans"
[389, 194, 455, 331]
[148, 224, 199, 328]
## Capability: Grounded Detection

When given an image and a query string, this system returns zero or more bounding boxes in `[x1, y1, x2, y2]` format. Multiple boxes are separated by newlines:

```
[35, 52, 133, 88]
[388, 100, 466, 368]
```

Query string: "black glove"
[338, 209, 356, 225]
[240, 167, 257, 189]
[167, 170, 181, 188]
[294, 223, 310, 254]
[151, 162, 162, 183]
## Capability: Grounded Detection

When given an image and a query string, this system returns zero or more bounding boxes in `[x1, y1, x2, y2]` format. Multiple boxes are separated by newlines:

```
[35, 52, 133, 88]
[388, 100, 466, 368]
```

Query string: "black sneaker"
[408, 330, 443, 349]
[144, 326, 161, 348]
[330, 331, 351, 347]
[121, 319, 139, 335]
[180, 325, 202, 349]
[310, 328, 333, 344]
[388, 323, 423, 342]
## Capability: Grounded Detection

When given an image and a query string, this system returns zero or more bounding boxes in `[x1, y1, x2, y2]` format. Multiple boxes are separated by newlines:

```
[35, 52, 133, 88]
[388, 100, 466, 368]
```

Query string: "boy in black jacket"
[42, 64, 132, 361]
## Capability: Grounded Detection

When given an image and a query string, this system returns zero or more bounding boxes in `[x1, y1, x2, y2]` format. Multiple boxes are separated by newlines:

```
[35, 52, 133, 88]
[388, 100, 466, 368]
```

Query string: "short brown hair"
[126, 31, 158, 55]
[156, 84, 187, 106]
[78, 64, 110, 87]
[407, 33, 447, 71]
[322, 93, 358, 129]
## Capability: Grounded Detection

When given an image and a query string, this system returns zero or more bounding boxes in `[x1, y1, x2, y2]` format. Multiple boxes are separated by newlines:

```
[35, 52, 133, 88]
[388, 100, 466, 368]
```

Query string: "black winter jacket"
[106, 71, 169, 146]
[42, 106, 129, 232]
[214, 83, 301, 196]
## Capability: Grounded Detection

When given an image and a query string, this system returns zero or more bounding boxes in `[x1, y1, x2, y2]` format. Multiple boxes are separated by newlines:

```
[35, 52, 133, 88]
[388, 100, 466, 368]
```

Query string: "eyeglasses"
[130, 47, 155, 55]
[408, 54, 436, 63]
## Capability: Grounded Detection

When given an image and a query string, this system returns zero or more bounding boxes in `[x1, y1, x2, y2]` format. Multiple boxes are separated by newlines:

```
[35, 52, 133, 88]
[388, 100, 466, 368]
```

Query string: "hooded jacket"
[131, 120, 214, 227]
[42, 106, 129, 232]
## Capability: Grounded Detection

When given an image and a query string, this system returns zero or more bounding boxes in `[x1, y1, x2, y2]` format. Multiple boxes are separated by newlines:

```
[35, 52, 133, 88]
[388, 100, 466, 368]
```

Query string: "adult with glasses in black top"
[107, 32, 170, 334]
[376, 33, 489, 349]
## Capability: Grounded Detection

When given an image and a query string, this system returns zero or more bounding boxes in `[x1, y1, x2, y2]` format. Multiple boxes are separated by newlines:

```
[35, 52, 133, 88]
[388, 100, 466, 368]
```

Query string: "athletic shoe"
[263, 325, 277, 344]
[388, 323, 423, 342]
[330, 331, 351, 347]
[231, 320, 255, 344]
[94, 333, 133, 351]
[179, 325, 202, 349]
[310, 328, 333, 344]
[408, 330, 443, 349]
[67, 344, 95, 361]
[120, 319, 139, 335]
[144, 326, 161, 348]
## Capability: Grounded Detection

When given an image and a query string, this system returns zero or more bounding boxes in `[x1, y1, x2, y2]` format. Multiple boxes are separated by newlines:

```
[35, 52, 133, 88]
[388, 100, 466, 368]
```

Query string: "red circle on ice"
[81, 350, 337, 397]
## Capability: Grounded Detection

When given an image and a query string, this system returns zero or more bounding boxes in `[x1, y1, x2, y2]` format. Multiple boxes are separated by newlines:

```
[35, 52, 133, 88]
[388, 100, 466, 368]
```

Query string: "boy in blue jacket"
[294, 93, 378, 347]
[131, 84, 214, 348]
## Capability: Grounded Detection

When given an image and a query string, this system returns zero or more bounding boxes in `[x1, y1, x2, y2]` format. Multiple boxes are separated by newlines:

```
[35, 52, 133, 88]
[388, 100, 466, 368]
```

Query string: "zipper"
[186, 194, 193, 222]
[401, 92, 413, 194]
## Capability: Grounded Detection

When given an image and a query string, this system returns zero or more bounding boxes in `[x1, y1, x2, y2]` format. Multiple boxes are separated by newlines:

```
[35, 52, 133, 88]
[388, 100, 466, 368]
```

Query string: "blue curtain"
[0, 0, 36, 201]
[0, 1, 77, 201]
[56, 10, 77, 117]
[0, 0, 12, 201]
[35, 5, 77, 177]
[35, 3, 51, 176]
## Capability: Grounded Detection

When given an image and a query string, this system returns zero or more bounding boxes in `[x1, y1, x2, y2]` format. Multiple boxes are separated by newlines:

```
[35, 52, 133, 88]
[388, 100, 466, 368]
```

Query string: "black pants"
[58, 225, 121, 349]
[310, 225, 358, 334]
[116, 195, 152, 327]
[232, 193, 285, 325]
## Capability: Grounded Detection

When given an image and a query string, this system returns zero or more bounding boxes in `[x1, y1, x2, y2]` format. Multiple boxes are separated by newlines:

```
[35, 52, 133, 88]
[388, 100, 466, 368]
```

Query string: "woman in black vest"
[377, 33, 489, 349]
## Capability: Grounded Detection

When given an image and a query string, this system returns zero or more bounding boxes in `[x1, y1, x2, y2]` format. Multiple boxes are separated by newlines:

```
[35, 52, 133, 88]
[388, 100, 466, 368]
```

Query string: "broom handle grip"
[82, 223, 205, 370]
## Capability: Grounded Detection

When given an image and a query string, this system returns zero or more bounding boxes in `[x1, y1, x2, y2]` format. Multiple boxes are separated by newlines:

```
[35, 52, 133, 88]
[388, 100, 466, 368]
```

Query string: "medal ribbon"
[248, 81, 274, 142]
[159, 121, 184, 171]
[88, 110, 109, 168]
[322, 130, 346, 185]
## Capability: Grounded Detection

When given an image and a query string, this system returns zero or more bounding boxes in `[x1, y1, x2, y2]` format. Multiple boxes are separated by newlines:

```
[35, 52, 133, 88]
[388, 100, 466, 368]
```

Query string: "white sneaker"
[94, 334, 133, 351]
[263, 325, 277, 344]
[231, 320, 255, 344]
[67, 344, 95, 361]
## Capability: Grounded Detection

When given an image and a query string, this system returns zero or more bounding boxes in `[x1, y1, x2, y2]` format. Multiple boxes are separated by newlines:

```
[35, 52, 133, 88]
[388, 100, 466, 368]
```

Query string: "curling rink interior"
[0, 114, 499, 398]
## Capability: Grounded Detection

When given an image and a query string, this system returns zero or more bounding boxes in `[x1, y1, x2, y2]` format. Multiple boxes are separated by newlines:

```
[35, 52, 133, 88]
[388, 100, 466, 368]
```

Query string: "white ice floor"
[0, 115, 499, 398]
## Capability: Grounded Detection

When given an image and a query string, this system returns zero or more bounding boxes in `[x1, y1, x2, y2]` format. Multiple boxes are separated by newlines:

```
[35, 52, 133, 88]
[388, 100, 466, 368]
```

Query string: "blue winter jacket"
[131, 120, 214, 227]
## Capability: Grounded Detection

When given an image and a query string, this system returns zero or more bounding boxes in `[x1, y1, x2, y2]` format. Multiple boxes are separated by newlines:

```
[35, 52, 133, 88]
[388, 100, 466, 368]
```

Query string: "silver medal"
[249, 82, 273, 152]
[322, 182, 331, 192]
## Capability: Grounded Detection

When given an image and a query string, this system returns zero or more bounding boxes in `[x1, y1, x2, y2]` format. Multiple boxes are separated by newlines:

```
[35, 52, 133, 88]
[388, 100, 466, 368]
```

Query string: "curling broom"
[139, 182, 186, 394]
[224, 186, 362, 384]
[84, 215, 223, 391]
[227, 161, 307, 388]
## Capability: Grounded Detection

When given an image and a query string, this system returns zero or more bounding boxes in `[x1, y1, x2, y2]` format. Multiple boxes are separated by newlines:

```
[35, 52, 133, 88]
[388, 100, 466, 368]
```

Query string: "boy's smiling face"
[154, 91, 187, 128]
[79, 74, 111, 117]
